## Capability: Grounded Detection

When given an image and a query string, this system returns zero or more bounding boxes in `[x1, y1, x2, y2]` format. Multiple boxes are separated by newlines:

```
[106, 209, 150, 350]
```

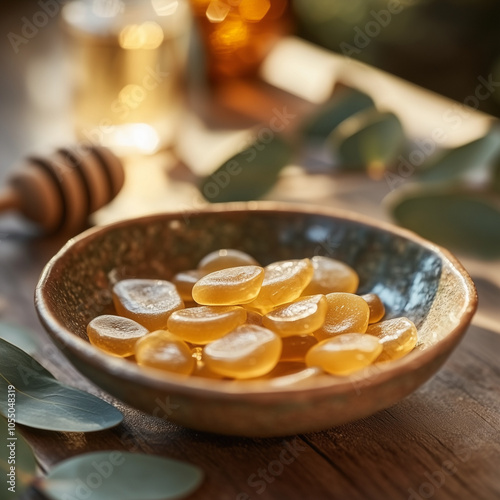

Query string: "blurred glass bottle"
[188, 0, 291, 81]
[62, 0, 191, 155]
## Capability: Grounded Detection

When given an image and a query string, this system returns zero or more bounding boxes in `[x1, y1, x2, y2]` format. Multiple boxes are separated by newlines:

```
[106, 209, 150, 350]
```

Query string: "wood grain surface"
[3, 234, 499, 500]
[1, 3, 499, 499]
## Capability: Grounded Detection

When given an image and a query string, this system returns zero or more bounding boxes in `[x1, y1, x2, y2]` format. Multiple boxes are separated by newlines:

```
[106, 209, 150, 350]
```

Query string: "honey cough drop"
[113, 279, 184, 331]
[87, 249, 418, 380]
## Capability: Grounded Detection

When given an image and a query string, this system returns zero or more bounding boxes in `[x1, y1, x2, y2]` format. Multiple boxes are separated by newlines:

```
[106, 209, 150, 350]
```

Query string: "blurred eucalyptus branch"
[201, 86, 500, 258]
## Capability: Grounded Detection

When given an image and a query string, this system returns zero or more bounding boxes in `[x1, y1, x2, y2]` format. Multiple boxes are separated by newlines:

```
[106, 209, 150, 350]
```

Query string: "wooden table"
[1, 4, 500, 499]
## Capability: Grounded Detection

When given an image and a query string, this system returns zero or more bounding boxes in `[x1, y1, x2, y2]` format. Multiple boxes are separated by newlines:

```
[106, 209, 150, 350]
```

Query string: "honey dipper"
[0, 145, 125, 235]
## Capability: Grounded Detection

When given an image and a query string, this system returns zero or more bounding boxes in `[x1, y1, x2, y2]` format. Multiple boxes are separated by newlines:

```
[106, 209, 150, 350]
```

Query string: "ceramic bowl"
[35, 202, 477, 437]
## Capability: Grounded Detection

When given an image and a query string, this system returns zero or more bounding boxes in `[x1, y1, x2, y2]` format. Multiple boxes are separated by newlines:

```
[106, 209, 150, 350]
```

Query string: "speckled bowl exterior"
[35, 202, 477, 437]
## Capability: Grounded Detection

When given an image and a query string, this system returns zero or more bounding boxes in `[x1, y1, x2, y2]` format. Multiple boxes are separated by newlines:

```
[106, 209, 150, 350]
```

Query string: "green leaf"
[0, 321, 42, 355]
[0, 338, 123, 432]
[329, 109, 406, 177]
[302, 87, 375, 141]
[201, 133, 293, 203]
[1, 416, 37, 497]
[38, 451, 204, 500]
[387, 184, 500, 258]
[418, 127, 500, 183]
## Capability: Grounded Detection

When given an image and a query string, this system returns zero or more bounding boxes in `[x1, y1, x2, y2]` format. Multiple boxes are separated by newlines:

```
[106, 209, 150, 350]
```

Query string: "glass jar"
[62, 0, 191, 154]
[188, 0, 291, 81]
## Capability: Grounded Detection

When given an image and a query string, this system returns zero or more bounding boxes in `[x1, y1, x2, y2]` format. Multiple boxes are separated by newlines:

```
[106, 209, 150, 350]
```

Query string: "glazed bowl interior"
[35, 203, 477, 436]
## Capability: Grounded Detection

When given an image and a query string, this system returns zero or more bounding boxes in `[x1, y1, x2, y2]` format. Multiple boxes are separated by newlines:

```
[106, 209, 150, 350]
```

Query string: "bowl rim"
[35, 201, 478, 401]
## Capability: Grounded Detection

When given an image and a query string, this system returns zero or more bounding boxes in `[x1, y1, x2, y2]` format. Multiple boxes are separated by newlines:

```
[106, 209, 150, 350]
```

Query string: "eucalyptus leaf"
[38, 451, 204, 500]
[0, 321, 42, 355]
[329, 109, 406, 176]
[201, 133, 293, 202]
[418, 127, 500, 183]
[387, 184, 500, 258]
[1, 416, 37, 497]
[302, 87, 375, 141]
[0, 338, 123, 432]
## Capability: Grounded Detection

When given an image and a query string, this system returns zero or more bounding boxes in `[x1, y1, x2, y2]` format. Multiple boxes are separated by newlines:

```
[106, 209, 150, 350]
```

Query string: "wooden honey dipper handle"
[0, 145, 125, 235]
[0, 187, 19, 213]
